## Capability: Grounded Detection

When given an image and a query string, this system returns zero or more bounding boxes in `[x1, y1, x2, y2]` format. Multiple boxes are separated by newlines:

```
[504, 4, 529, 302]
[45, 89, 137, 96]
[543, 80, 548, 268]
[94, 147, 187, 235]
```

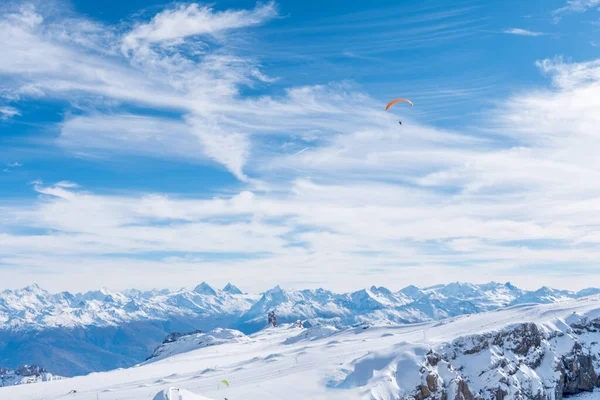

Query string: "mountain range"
[1, 281, 598, 377]
[3, 293, 600, 399]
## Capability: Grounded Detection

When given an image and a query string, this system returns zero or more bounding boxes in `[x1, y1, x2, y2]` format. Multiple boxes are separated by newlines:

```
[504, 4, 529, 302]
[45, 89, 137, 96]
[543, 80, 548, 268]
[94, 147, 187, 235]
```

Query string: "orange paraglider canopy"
[385, 99, 413, 110]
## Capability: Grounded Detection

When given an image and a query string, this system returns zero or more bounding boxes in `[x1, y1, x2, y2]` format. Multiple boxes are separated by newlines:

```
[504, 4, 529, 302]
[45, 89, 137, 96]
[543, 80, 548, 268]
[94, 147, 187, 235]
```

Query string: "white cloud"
[0, 106, 19, 119]
[0, 3, 279, 177]
[553, 0, 600, 20]
[2, 171, 600, 292]
[4, 2, 600, 292]
[503, 28, 544, 37]
[121, 2, 277, 55]
[536, 56, 600, 89]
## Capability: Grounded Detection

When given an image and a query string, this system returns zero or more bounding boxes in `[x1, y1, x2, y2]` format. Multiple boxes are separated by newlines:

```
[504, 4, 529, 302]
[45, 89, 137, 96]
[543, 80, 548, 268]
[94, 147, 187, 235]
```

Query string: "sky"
[1, 0, 600, 293]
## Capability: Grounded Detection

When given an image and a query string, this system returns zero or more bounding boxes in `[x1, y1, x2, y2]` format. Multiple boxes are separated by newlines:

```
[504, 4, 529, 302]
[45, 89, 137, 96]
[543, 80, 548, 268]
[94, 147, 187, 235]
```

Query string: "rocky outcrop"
[558, 343, 599, 396]
[415, 374, 477, 400]
[0, 364, 61, 387]
[161, 329, 203, 344]
[411, 319, 600, 400]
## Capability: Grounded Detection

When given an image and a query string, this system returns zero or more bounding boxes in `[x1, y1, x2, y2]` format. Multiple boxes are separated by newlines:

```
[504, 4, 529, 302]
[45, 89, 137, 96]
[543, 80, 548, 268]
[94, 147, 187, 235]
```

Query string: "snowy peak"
[223, 283, 243, 295]
[399, 285, 424, 300]
[433, 282, 480, 299]
[576, 288, 600, 298]
[257, 285, 290, 305]
[18, 283, 47, 296]
[193, 282, 217, 296]
[510, 285, 574, 305]
[265, 285, 284, 295]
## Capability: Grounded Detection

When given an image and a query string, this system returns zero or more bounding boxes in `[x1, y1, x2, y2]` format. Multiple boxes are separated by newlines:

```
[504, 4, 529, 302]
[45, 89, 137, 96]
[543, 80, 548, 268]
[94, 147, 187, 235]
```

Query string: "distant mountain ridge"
[0, 281, 597, 377]
[1, 281, 596, 332]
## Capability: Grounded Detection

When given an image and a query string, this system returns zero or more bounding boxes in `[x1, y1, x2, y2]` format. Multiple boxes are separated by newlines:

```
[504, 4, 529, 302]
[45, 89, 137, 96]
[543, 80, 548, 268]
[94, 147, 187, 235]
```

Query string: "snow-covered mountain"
[0, 282, 257, 377]
[0, 281, 597, 378]
[237, 281, 580, 330]
[0, 282, 256, 330]
[3, 294, 600, 399]
[0, 365, 61, 387]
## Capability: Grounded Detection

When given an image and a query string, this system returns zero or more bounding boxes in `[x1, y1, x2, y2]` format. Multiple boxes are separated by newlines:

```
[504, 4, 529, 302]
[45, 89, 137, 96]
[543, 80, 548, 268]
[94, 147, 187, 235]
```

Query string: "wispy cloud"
[2, 161, 22, 173]
[553, 0, 600, 21]
[122, 2, 277, 56]
[0, 106, 19, 120]
[0, 3, 282, 181]
[503, 28, 545, 36]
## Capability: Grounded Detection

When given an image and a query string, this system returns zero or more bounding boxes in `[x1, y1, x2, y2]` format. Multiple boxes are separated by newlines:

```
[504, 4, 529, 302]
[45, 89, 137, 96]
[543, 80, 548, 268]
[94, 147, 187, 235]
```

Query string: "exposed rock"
[492, 323, 542, 356]
[427, 350, 442, 367]
[559, 344, 599, 395]
[415, 384, 431, 399]
[426, 374, 438, 392]
[411, 320, 600, 400]
[161, 329, 203, 344]
[454, 379, 474, 400]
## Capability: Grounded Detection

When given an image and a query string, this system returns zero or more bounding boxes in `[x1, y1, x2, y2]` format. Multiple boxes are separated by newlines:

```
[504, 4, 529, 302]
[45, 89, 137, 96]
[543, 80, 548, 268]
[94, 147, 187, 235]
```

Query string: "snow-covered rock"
[413, 317, 600, 399]
[153, 387, 215, 400]
[145, 328, 251, 363]
[0, 365, 62, 387]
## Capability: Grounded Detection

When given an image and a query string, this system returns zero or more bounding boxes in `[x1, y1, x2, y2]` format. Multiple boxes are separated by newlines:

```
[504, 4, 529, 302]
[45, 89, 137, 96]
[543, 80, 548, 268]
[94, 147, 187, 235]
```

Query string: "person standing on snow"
[267, 311, 277, 327]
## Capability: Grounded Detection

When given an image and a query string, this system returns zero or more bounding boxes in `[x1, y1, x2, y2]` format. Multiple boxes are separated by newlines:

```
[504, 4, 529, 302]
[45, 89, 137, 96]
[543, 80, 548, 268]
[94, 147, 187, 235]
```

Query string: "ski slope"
[3, 295, 600, 400]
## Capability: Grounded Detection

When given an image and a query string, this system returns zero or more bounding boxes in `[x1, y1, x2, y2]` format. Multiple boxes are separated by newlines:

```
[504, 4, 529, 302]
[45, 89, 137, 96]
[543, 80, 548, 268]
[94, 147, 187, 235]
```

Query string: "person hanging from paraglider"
[385, 98, 412, 126]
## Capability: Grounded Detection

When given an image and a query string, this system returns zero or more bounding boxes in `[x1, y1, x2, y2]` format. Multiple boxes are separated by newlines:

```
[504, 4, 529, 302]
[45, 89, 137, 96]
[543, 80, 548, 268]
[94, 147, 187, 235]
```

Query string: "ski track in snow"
[2, 295, 600, 400]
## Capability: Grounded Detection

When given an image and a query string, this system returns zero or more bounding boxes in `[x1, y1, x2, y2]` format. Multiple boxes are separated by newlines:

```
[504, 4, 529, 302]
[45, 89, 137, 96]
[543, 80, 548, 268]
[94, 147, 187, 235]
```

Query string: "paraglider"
[385, 98, 413, 110]
[219, 379, 229, 387]
[385, 98, 413, 125]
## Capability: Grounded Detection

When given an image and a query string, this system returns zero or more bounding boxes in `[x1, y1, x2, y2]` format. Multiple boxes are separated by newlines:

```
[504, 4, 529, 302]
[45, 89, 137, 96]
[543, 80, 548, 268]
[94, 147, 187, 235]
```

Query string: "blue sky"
[1, 0, 600, 292]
